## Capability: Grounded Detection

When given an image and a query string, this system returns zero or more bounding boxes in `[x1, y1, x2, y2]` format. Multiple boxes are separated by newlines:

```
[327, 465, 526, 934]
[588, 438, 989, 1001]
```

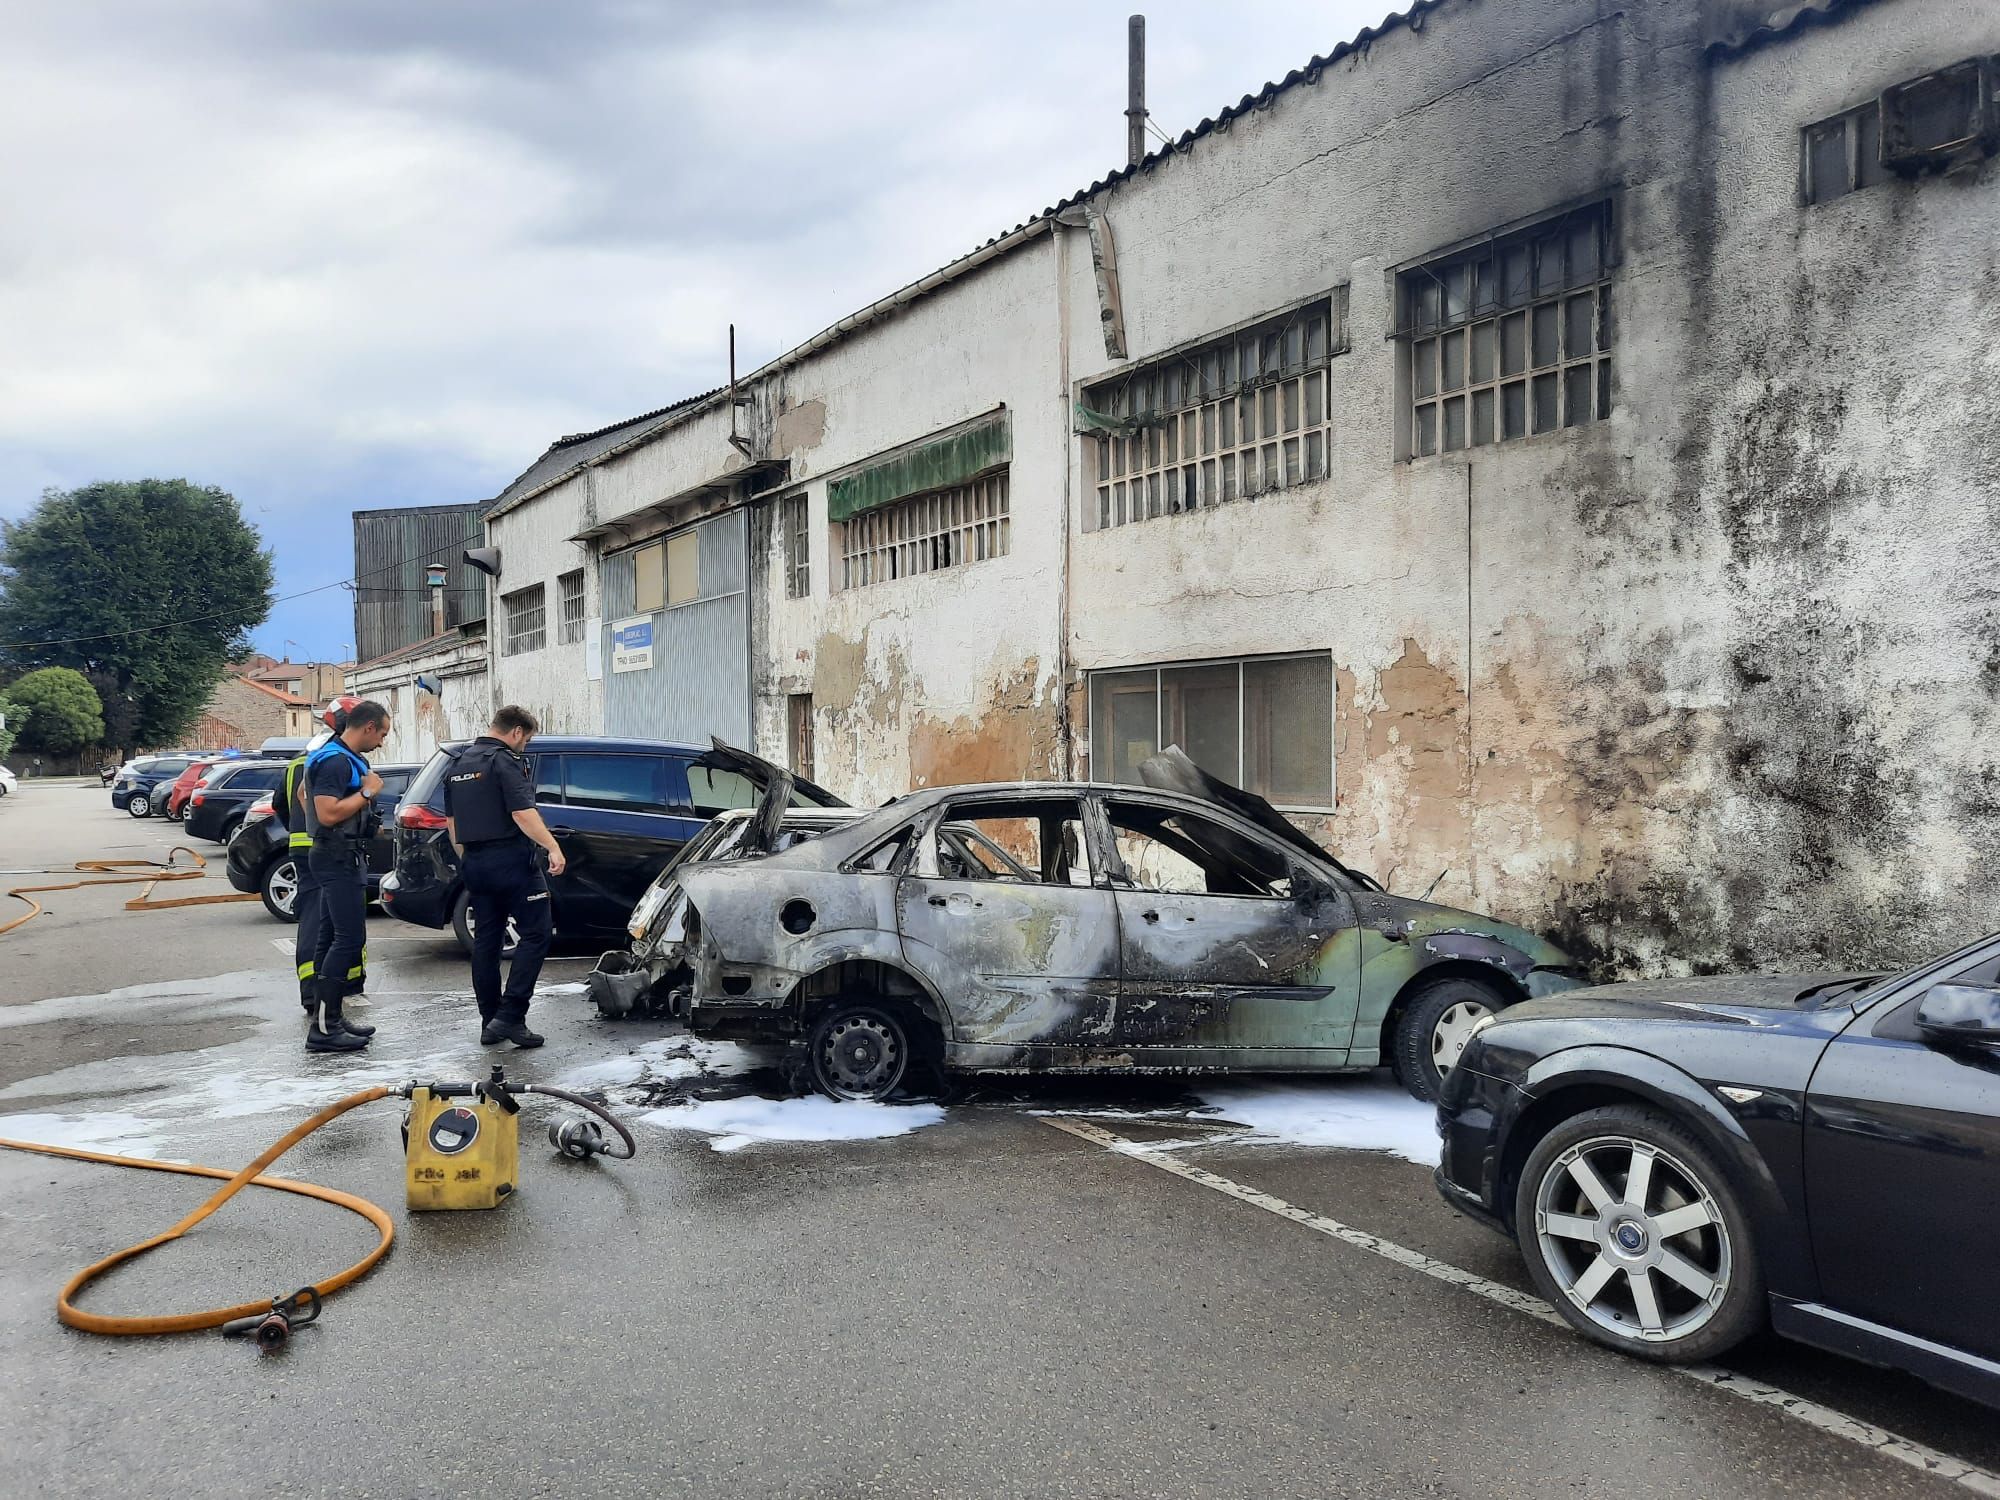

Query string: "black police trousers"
[462, 840, 553, 1022]
[308, 842, 369, 1004]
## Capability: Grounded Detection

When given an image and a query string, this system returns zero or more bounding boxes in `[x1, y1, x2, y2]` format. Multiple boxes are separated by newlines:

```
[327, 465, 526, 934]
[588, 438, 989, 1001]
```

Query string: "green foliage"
[0, 692, 25, 759]
[0, 480, 274, 747]
[7, 666, 104, 755]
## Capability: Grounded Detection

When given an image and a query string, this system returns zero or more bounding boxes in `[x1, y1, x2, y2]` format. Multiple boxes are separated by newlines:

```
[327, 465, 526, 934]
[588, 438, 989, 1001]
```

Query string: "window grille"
[1081, 293, 1346, 529]
[782, 494, 810, 599]
[838, 472, 1009, 591]
[1400, 203, 1613, 457]
[502, 585, 546, 656]
[557, 570, 586, 644]
[1087, 652, 1333, 809]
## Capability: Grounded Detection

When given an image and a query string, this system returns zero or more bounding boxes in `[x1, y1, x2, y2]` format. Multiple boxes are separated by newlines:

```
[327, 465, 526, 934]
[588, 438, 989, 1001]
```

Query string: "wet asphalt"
[3, 781, 1998, 1499]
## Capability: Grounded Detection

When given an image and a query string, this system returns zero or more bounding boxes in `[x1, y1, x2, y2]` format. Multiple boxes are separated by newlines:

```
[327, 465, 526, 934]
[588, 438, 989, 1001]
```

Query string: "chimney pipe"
[1127, 15, 1146, 167]
[425, 562, 448, 637]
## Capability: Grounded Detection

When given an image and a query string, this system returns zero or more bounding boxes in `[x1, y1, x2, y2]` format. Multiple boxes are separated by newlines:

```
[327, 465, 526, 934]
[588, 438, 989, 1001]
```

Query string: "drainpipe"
[1054, 226, 1077, 778]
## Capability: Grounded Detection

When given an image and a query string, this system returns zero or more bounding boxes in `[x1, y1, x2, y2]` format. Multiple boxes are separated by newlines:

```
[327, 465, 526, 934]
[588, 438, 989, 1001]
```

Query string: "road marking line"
[269, 938, 293, 955]
[1040, 1115, 2000, 1498]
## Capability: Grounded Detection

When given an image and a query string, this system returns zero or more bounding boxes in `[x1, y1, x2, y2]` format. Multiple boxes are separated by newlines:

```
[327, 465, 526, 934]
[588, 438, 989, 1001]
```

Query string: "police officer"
[303, 700, 392, 1053]
[275, 697, 371, 1035]
[443, 705, 565, 1047]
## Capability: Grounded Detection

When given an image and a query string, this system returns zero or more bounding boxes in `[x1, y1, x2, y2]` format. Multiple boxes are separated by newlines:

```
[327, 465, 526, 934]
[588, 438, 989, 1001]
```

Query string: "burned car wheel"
[1513, 1105, 1764, 1363]
[1393, 976, 1505, 1103]
[807, 1003, 910, 1101]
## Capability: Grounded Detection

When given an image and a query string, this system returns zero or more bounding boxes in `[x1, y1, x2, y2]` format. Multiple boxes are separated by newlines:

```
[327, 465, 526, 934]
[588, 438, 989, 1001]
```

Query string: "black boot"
[337, 984, 375, 1039]
[307, 980, 369, 1053]
[482, 1007, 543, 1048]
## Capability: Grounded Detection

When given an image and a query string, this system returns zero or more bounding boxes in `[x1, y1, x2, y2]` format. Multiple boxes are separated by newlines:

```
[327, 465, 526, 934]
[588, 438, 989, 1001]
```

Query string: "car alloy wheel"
[127, 792, 152, 818]
[807, 1004, 909, 1101]
[1533, 1134, 1732, 1345]
[1430, 1000, 1492, 1075]
[263, 857, 300, 922]
[455, 893, 522, 957]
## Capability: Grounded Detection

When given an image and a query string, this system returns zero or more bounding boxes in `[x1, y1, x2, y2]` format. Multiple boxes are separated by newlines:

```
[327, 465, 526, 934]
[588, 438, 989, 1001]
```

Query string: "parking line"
[1040, 1116, 2000, 1499]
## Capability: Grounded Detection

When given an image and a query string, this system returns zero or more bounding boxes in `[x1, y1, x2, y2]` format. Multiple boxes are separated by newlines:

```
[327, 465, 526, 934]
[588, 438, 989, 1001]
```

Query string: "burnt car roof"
[711, 774, 1372, 884]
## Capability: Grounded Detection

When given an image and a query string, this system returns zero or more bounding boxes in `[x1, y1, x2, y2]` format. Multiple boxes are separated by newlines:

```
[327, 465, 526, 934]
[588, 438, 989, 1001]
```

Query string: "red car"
[164, 755, 243, 821]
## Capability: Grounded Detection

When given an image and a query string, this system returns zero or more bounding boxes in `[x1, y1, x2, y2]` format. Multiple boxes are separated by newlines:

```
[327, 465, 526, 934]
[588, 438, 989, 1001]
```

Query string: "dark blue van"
[380, 737, 842, 953]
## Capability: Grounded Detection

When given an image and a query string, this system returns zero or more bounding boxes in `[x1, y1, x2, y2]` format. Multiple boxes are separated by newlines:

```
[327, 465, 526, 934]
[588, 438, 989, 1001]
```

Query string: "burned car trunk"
[662, 759, 1587, 1104]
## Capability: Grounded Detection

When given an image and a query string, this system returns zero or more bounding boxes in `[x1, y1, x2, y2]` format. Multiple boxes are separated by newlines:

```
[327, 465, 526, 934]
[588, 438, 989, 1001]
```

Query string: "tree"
[0, 692, 25, 759]
[0, 480, 273, 747]
[7, 667, 103, 756]
[86, 669, 137, 754]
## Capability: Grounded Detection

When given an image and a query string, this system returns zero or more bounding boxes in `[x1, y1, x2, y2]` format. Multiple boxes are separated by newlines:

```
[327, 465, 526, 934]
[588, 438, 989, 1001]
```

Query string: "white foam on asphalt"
[0, 1110, 167, 1157]
[535, 982, 589, 996]
[641, 1095, 946, 1152]
[553, 1037, 761, 1096]
[1190, 1080, 1441, 1165]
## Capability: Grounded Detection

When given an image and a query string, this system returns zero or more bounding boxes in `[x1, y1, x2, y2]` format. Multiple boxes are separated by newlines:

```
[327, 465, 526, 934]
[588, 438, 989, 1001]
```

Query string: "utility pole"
[1127, 15, 1147, 167]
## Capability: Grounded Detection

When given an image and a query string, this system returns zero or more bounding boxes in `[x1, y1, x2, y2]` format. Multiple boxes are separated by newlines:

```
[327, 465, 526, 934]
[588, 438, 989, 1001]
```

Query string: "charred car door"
[895, 793, 1120, 1049]
[1100, 796, 1359, 1059]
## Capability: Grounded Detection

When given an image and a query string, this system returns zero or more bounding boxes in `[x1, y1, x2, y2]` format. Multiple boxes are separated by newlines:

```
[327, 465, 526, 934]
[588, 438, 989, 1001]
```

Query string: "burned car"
[632, 750, 1584, 1102]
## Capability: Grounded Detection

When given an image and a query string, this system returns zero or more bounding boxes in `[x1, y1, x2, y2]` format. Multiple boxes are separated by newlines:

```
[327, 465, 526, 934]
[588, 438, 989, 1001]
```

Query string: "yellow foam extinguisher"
[403, 1069, 521, 1211]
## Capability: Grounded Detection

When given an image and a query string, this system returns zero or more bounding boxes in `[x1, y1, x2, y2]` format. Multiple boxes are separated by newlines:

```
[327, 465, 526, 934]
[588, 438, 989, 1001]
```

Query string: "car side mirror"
[1914, 982, 2000, 1048]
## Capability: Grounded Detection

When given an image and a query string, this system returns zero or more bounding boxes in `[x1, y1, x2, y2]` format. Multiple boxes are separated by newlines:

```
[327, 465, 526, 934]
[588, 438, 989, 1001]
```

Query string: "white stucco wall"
[485, 473, 600, 734]
[483, 0, 2000, 978]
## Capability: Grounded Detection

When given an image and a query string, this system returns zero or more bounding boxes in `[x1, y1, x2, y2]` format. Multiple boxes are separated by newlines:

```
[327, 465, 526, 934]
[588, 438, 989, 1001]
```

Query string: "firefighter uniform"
[277, 755, 366, 1022]
[302, 738, 378, 1051]
[444, 735, 553, 1041]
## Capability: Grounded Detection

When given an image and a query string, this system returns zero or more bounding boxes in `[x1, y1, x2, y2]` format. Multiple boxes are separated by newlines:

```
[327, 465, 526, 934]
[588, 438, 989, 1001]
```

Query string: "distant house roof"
[236, 675, 313, 707]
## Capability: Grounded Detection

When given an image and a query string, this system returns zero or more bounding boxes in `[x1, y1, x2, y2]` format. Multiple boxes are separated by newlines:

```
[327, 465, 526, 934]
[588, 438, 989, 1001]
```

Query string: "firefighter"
[302, 700, 392, 1052]
[274, 697, 370, 1035]
[442, 704, 565, 1047]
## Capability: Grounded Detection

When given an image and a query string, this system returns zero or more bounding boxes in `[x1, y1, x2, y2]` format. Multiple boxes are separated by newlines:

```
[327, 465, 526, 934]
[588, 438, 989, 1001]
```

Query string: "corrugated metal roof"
[483, 1, 1460, 518]
[1706, 0, 1880, 57]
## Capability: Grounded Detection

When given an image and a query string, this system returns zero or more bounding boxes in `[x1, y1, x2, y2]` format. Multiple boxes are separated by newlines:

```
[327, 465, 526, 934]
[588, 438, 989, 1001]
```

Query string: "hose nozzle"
[548, 1116, 608, 1160]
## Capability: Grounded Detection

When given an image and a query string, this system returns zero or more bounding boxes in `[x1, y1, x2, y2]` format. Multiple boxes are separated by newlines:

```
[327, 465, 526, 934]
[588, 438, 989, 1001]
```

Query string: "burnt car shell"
[671, 763, 1585, 1096]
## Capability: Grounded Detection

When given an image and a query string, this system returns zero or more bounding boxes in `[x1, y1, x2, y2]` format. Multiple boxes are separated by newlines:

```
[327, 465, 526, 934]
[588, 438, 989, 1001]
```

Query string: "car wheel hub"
[820, 1016, 901, 1097]
[1535, 1135, 1731, 1344]
[1430, 1000, 1492, 1071]
[270, 864, 298, 915]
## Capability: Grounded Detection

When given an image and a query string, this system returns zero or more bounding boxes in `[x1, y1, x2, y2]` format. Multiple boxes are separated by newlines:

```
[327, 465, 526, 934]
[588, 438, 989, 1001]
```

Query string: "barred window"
[782, 494, 810, 599]
[1400, 203, 1612, 458]
[1081, 292, 1346, 530]
[557, 570, 586, 644]
[838, 473, 1009, 591]
[502, 584, 546, 656]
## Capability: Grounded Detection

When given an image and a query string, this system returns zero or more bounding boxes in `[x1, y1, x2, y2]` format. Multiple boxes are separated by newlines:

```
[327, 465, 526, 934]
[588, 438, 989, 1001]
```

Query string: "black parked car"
[225, 763, 417, 920]
[184, 760, 290, 843]
[381, 737, 843, 955]
[1435, 933, 2000, 1410]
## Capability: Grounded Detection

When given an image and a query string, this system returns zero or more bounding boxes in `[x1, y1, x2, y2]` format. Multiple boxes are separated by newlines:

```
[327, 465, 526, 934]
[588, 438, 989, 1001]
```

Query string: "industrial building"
[460, 0, 1999, 977]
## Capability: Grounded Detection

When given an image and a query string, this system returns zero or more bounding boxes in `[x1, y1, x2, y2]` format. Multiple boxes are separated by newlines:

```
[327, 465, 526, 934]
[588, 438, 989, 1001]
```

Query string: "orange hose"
[0, 846, 259, 936]
[0, 1086, 395, 1335]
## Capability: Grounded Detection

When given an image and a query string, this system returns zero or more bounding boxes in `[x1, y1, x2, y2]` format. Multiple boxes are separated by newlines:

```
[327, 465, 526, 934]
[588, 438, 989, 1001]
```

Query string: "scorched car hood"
[1503, 970, 1877, 1026]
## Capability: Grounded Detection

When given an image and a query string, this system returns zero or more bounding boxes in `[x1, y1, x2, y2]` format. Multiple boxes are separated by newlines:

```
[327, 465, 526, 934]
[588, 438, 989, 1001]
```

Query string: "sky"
[0, 0, 1393, 663]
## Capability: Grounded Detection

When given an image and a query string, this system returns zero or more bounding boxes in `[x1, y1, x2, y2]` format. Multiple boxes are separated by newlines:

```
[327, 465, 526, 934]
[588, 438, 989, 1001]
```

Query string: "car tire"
[1513, 1104, 1765, 1365]
[805, 1001, 915, 1102]
[167, 799, 185, 822]
[451, 889, 521, 958]
[218, 813, 244, 844]
[127, 791, 152, 818]
[261, 856, 302, 923]
[1392, 975, 1507, 1103]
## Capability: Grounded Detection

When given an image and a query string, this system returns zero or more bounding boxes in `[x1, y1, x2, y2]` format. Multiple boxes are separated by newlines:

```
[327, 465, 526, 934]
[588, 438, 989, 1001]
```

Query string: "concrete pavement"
[2, 781, 1997, 1498]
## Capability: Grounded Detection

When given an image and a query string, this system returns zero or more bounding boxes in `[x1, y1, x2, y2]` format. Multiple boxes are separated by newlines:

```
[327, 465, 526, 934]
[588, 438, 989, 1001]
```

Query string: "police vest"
[446, 740, 529, 844]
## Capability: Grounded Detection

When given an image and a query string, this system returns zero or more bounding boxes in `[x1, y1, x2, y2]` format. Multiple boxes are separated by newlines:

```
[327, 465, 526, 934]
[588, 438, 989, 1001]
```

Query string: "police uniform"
[302, 736, 379, 1051]
[444, 736, 553, 1037]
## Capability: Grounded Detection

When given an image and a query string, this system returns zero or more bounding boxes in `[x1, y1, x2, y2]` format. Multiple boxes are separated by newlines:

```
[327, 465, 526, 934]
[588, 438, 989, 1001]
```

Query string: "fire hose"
[0, 846, 259, 938]
[0, 1077, 635, 1340]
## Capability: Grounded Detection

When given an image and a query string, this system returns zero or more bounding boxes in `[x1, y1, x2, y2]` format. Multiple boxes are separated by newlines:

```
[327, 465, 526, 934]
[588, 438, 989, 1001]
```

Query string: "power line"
[0, 528, 487, 652]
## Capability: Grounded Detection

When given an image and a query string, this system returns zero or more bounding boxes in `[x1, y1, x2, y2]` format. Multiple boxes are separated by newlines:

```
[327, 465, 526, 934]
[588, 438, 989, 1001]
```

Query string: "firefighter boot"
[306, 980, 370, 1053]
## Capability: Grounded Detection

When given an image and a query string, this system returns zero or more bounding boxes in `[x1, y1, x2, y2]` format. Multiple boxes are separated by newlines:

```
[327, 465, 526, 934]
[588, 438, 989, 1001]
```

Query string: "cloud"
[0, 0, 1392, 657]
